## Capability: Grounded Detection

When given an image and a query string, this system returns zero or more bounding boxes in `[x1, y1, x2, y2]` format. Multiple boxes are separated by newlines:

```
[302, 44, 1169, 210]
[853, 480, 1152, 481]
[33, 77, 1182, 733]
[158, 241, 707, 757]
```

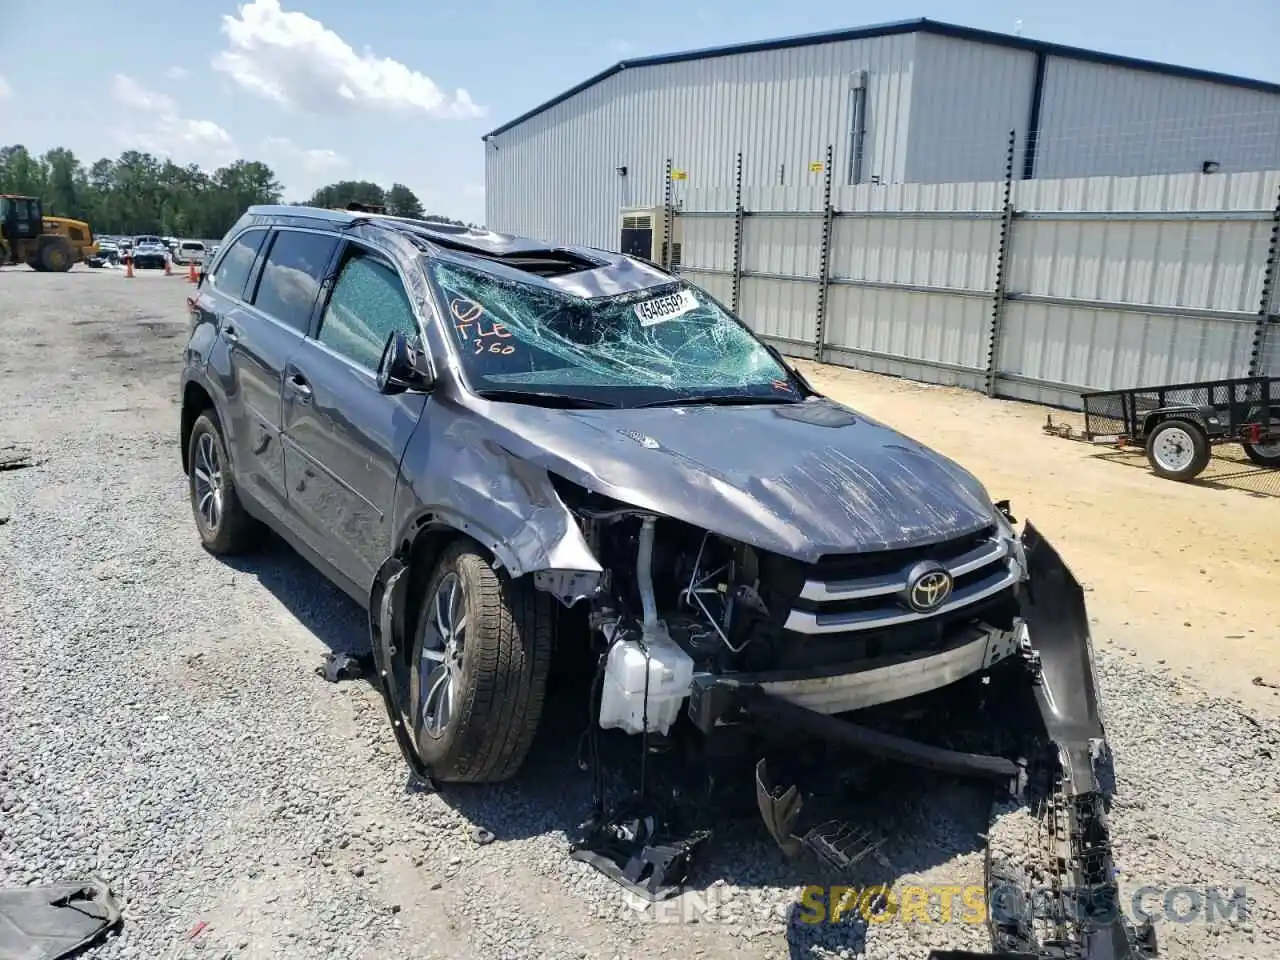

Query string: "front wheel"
[1145, 418, 1211, 481]
[186, 411, 264, 554]
[409, 541, 553, 784]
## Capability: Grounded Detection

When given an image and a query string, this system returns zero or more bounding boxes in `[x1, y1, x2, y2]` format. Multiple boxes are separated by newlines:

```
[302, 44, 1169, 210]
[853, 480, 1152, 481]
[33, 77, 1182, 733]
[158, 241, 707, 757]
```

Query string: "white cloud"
[112, 74, 177, 114]
[262, 136, 346, 174]
[212, 0, 485, 119]
[111, 74, 236, 166]
[165, 66, 189, 80]
[0, 75, 11, 100]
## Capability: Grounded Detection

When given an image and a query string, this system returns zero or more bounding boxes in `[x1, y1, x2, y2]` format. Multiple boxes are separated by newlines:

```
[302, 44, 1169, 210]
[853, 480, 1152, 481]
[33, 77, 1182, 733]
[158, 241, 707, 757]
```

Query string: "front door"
[281, 241, 428, 589]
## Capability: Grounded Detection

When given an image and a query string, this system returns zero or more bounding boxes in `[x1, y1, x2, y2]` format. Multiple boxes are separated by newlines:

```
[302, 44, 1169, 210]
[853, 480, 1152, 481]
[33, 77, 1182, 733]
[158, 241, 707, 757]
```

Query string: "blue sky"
[1, 0, 1277, 225]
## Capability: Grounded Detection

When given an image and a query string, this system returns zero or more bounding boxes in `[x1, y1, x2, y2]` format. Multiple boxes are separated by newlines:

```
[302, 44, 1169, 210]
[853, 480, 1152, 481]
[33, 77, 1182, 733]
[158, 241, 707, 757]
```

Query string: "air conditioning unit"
[618, 205, 682, 270]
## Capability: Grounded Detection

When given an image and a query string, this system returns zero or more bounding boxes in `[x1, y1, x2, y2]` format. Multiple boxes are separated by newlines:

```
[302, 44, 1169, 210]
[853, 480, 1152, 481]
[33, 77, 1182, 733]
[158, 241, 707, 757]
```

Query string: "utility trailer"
[1044, 376, 1280, 482]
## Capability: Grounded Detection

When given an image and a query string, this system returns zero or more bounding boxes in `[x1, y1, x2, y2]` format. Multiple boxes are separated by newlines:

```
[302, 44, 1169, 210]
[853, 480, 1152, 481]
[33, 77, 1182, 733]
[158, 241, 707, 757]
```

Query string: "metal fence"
[665, 142, 1280, 410]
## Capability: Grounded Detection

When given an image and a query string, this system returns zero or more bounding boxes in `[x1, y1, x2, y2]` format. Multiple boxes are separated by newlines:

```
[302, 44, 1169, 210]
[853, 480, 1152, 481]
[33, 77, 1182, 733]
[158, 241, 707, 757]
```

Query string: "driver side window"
[317, 249, 419, 372]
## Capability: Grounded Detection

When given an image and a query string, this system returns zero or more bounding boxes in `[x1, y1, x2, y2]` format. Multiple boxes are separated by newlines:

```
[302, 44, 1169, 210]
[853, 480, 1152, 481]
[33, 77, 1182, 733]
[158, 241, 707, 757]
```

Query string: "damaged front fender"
[391, 403, 603, 603]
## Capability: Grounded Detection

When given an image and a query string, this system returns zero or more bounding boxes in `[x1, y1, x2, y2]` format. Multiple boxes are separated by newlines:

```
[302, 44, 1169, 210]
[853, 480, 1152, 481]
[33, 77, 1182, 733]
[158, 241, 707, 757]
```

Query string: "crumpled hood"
[470, 396, 997, 561]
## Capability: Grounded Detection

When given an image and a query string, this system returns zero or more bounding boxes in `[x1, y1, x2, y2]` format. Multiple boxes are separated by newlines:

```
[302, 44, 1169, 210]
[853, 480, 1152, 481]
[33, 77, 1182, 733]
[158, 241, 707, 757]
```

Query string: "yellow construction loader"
[0, 194, 97, 271]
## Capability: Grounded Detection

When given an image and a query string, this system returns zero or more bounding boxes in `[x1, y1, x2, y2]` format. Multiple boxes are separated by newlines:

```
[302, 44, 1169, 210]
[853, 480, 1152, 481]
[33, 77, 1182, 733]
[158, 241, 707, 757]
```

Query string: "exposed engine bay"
[551, 475, 1027, 734]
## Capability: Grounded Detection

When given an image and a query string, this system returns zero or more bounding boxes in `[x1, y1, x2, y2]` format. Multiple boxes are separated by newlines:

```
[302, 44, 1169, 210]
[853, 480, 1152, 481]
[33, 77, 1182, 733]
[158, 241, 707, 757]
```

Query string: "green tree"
[302, 179, 478, 227]
[386, 182, 424, 219]
[0, 144, 286, 238]
[305, 180, 386, 210]
[0, 145, 480, 238]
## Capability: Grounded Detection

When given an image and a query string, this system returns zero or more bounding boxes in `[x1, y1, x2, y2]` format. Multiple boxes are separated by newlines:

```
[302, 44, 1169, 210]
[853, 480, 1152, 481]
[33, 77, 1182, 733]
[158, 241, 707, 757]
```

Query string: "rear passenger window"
[317, 251, 418, 371]
[252, 230, 340, 333]
[209, 228, 267, 299]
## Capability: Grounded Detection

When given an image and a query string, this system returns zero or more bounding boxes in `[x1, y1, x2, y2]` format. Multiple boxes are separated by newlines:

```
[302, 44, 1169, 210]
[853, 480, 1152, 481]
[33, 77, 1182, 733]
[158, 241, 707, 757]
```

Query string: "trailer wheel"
[1240, 405, 1280, 468]
[1242, 439, 1280, 468]
[1145, 418, 1211, 481]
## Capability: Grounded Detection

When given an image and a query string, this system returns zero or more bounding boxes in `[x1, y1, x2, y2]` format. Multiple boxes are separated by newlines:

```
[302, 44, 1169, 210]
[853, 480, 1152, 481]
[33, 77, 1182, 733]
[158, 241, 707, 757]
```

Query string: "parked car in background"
[131, 240, 169, 269]
[174, 240, 207, 265]
[87, 242, 120, 268]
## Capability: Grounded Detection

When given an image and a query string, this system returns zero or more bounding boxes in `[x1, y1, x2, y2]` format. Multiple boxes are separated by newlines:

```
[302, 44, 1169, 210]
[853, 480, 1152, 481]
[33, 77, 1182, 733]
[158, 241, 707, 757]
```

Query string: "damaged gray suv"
[181, 205, 1144, 958]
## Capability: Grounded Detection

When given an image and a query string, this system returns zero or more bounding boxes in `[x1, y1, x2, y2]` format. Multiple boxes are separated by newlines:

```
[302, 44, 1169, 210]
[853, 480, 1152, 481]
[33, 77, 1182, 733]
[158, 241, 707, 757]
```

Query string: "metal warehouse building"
[481, 17, 1280, 252]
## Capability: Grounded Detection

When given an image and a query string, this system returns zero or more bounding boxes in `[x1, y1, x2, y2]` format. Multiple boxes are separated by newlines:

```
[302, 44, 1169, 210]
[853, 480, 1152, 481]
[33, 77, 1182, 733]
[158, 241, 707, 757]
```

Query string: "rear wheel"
[1145, 418, 1211, 481]
[409, 541, 553, 783]
[1241, 405, 1280, 468]
[1242, 439, 1280, 468]
[39, 239, 73, 273]
[186, 411, 264, 555]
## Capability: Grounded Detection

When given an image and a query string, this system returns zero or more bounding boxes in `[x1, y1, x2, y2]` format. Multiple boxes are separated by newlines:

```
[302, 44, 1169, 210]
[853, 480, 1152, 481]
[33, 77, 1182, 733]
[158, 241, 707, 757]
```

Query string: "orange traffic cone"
[187, 260, 198, 284]
[164, 255, 173, 276]
[124, 255, 134, 279]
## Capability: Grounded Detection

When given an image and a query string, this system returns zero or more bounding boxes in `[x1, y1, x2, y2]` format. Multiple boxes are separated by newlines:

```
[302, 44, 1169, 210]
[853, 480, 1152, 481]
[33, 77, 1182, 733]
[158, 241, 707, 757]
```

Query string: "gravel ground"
[1, 268, 1277, 959]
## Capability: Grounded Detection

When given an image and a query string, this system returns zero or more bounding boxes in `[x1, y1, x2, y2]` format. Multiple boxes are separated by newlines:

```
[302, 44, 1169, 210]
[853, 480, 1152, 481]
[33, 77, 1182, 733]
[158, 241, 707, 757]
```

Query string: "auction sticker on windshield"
[635, 289, 699, 327]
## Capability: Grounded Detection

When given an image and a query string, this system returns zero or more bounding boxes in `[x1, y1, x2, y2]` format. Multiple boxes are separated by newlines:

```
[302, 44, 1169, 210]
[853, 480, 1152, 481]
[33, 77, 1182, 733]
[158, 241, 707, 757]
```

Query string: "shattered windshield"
[426, 260, 804, 408]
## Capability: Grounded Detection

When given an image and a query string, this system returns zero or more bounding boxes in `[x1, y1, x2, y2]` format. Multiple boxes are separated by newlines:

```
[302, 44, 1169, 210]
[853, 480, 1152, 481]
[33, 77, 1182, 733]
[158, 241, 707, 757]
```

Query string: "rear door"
[225, 227, 341, 516]
[197, 225, 269, 480]
[281, 240, 429, 589]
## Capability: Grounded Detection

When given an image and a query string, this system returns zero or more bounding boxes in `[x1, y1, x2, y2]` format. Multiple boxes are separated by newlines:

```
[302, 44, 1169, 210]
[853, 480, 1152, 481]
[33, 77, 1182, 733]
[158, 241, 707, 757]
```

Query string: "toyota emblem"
[903, 562, 954, 613]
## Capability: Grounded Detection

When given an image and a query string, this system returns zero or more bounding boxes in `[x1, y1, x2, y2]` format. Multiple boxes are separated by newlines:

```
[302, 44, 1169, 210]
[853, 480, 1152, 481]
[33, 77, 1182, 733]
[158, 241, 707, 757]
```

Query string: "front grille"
[780, 524, 1021, 636]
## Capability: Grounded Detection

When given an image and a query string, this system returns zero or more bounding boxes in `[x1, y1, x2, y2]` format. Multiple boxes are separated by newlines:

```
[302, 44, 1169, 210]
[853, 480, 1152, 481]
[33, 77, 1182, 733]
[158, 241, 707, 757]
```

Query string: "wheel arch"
[180, 379, 219, 474]
[1139, 404, 1208, 438]
[389, 517, 507, 655]
[364, 520, 535, 790]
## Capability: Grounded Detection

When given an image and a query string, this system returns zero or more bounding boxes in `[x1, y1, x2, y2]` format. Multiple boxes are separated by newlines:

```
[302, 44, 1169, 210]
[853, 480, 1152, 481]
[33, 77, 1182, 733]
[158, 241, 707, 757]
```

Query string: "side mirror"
[377, 331, 435, 395]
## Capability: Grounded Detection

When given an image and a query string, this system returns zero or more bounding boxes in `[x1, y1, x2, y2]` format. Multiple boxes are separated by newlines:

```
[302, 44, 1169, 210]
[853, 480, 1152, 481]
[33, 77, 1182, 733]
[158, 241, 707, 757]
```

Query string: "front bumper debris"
[747, 521, 1155, 959]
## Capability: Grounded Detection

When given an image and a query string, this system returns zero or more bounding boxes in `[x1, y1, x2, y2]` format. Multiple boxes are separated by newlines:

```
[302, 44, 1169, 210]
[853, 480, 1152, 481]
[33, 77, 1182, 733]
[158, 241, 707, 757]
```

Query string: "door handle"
[222, 322, 240, 344]
[287, 373, 313, 401]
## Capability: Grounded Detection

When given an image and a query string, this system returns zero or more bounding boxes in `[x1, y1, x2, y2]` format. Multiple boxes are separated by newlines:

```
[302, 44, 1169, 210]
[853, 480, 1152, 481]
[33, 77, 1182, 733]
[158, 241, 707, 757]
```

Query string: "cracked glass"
[425, 260, 803, 407]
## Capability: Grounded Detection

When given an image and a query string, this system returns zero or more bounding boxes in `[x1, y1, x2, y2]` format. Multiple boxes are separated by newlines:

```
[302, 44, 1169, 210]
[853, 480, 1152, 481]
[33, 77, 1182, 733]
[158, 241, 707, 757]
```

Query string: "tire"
[1145, 417, 1211, 481]
[409, 540, 553, 784]
[186, 411, 264, 555]
[1242, 440, 1280, 468]
[1241, 405, 1280, 468]
[39, 239, 73, 273]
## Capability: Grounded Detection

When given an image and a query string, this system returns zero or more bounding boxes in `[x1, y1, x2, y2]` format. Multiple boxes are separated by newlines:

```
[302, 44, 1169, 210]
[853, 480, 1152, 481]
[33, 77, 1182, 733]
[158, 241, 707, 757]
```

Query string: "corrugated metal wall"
[486, 30, 1280, 249]
[1035, 59, 1280, 179]
[998, 171, 1280, 405]
[675, 168, 1280, 407]
[906, 34, 1037, 183]
[485, 33, 919, 248]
